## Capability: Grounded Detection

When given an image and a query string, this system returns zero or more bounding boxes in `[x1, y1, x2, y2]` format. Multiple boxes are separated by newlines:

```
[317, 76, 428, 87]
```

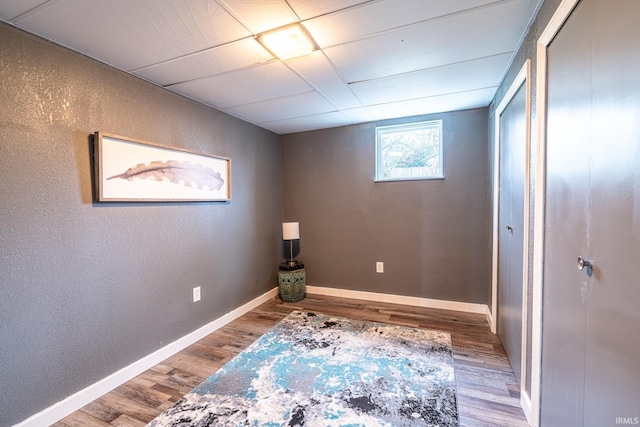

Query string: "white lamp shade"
[282, 222, 300, 240]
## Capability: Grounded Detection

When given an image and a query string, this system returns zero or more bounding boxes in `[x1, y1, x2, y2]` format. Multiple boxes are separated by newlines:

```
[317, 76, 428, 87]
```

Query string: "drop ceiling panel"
[0, 0, 46, 20]
[322, 0, 533, 83]
[341, 107, 376, 124]
[217, 0, 298, 33]
[349, 53, 512, 105]
[11, 0, 251, 71]
[261, 111, 354, 134]
[134, 38, 273, 86]
[225, 91, 336, 123]
[367, 87, 497, 121]
[304, 0, 498, 47]
[168, 61, 312, 109]
[286, 0, 372, 21]
[286, 51, 362, 110]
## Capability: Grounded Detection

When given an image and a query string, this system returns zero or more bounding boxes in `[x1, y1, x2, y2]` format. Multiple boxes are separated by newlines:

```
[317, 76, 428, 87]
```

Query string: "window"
[375, 120, 443, 181]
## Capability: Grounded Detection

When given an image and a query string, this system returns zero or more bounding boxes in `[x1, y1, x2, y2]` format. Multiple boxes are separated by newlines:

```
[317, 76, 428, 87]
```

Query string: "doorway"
[491, 59, 531, 420]
[535, 0, 640, 425]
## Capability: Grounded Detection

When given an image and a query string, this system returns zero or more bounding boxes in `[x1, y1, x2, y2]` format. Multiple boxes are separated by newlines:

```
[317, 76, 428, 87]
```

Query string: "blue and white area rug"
[147, 311, 459, 426]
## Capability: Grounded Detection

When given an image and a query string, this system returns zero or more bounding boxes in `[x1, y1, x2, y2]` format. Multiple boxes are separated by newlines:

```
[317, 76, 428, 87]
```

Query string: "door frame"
[490, 58, 532, 422]
[531, 1, 581, 426]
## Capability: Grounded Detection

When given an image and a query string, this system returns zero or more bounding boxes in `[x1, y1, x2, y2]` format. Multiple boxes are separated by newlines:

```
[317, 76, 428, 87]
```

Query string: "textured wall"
[281, 109, 491, 304]
[0, 23, 282, 425]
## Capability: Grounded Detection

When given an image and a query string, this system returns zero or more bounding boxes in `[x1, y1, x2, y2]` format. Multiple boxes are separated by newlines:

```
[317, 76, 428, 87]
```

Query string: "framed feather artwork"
[93, 132, 230, 202]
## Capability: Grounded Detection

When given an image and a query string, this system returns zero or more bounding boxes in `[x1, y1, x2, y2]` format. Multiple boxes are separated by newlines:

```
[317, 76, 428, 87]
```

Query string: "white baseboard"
[485, 305, 495, 333]
[306, 285, 490, 317]
[14, 287, 279, 427]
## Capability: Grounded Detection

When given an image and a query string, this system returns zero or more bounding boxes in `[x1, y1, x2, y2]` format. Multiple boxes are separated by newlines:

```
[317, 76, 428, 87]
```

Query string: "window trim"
[374, 120, 444, 182]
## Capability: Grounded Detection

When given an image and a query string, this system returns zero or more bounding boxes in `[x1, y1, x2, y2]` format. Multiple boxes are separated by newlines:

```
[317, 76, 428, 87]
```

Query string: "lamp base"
[279, 260, 304, 271]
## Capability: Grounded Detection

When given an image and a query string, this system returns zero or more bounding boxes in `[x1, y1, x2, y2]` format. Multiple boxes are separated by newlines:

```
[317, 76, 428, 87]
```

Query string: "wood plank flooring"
[54, 294, 529, 427]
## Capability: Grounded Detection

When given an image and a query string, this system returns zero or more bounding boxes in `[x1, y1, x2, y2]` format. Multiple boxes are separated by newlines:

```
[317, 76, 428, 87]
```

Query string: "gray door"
[497, 83, 526, 384]
[583, 1, 640, 424]
[542, 0, 640, 425]
[542, 2, 591, 424]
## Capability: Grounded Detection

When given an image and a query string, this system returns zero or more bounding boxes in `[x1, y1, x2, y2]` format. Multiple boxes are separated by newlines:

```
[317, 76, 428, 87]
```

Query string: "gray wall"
[0, 23, 282, 426]
[281, 109, 491, 304]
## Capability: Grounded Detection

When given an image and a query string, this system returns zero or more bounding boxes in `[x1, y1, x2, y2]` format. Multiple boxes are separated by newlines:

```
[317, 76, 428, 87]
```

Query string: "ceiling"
[0, 0, 542, 135]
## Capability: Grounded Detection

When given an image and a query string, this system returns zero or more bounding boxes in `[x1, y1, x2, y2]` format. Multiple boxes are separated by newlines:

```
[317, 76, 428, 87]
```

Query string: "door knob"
[577, 256, 593, 277]
[505, 225, 513, 232]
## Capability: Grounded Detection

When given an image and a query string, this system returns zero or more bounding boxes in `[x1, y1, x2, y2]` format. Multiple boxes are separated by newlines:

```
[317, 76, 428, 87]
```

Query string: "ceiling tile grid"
[302, 0, 499, 48]
[133, 37, 274, 86]
[8, 0, 251, 71]
[225, 90, 337, 124]
[285, 51, 363, 110]
[349, 53, 514, 106]
[0, 0, 543, 134]
[167, 60, 312, 109]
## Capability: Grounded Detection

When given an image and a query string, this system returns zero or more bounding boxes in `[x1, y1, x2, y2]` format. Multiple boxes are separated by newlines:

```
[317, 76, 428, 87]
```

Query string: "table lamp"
[282, 222, 300, 267]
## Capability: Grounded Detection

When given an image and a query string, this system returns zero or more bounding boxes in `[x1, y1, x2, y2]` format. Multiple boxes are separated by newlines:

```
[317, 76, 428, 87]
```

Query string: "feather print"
[108, 160, 224, 191]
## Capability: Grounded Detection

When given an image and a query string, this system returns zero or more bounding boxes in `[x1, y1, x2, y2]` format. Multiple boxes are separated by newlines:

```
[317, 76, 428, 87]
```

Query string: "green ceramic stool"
[278, 262, 306, 302]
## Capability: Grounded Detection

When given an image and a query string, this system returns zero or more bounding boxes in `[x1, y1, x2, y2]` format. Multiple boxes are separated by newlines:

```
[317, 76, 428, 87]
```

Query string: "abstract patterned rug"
[147, 311, 459, 426]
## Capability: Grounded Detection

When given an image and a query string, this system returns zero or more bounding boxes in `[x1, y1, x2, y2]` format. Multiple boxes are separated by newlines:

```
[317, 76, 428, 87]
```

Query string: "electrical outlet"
[193, 286, 201, 302]
[376, 262, 384, 273]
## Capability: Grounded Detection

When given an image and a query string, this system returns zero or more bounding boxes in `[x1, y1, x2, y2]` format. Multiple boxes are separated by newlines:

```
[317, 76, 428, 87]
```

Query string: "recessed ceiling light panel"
[258, 24, 316, 60]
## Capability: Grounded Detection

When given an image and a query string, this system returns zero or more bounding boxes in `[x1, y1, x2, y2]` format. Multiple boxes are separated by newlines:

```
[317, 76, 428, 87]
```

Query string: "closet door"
[542, 0, 592, 425]
[583, 1, 640, 424]
[543, 0, 640, 425]
[497, 83, 526, 383]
